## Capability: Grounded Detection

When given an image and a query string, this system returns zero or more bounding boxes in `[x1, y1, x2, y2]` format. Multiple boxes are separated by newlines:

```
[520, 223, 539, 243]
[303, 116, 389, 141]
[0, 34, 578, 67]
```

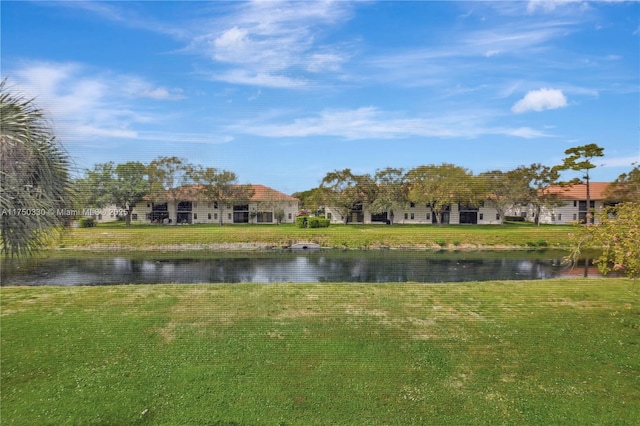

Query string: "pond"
[0, 250, 602, 286]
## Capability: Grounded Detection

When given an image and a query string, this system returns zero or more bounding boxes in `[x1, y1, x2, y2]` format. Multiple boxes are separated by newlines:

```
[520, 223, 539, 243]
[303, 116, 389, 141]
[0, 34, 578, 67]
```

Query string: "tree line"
[294, 145, 639, 225]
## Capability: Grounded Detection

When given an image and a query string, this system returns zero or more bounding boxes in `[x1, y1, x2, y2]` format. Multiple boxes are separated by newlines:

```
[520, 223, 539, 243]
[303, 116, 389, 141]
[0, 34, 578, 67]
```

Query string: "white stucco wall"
[131, 200, 298, 224]
[324, 202, 503, 225]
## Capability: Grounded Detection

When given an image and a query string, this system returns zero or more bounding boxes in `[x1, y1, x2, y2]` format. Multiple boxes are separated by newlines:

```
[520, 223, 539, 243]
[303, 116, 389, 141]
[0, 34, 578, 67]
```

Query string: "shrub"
[296, 215, 308, 228]
[505, 216, 525, 222]
[296, 215, 330, 229]
[526, 239, 548, 248]
[78, 217, 95, 228]
[568, 202, 640, 278]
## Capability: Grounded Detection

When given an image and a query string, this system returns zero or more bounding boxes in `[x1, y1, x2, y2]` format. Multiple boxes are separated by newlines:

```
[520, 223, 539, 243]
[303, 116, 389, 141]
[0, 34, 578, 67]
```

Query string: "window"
[410, 213, 414, 220]
[551, 214, 555, 221]
[193, 213, 198, 220]
[208, 213, 211, 220]
[558, 214, 562, 221]
[404, 213, 408, 220]
[327, 212, 332, 219]
[288, 213, 292, 220]
[479, 213, 484, 220]
[426, 213, 431, 221]
[177, 201, 192, 211]
[410, 202, 415, 208]
[573, 214, 577, 221]
[228, 213, 231, 220]
[214, 213, 218, 220]
[496, 214, 500, 220]
[256, 212, 273, 223]
[574, 200, 577, 207]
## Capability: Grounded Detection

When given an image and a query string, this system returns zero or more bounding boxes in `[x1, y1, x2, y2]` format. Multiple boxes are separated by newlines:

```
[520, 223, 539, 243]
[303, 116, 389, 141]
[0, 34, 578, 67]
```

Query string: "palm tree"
[1, 79, 71, 257]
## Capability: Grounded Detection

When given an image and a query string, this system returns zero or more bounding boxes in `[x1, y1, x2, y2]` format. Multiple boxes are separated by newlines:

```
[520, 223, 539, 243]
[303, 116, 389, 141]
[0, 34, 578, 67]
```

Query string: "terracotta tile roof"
[543, 182, 612, 200]
[160, 184, 298, 202]
[248, 184, 299, 202]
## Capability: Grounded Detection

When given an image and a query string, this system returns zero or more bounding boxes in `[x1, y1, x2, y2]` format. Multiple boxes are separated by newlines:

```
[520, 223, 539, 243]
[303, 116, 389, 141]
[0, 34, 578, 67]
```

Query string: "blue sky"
[3, 0, 639, 194]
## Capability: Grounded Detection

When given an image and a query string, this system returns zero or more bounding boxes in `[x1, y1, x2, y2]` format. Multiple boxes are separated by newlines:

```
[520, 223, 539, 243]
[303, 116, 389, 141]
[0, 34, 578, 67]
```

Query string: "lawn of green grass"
[55, 222, 575, 250]
[2, 279, 638, 425]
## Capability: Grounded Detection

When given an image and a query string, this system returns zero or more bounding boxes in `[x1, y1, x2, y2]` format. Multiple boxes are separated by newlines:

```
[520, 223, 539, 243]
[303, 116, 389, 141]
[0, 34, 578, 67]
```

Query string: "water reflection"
[1, 251, 602, 286]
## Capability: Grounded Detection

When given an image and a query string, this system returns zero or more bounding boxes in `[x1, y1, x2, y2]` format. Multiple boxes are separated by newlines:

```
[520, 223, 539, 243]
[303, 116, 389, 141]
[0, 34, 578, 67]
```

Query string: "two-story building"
[91, 184, 299, 225]
[324, 200, 503, 225]
[514, 182, 613, 224]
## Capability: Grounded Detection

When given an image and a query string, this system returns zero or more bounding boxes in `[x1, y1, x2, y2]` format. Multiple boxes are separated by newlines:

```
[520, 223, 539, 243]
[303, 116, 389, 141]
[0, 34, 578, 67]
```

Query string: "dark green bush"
[296, 215, 330, 228]
[296, 215, 308, 228]
[78, 217, 95, 228]
[526, 239, 548, 248]
[505, 216, 525, 222]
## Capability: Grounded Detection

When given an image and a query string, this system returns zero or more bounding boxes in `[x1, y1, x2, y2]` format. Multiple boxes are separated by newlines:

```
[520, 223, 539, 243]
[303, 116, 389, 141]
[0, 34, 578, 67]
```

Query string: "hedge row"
[296, 215, 330, 228]
[504, 216, 525, 222]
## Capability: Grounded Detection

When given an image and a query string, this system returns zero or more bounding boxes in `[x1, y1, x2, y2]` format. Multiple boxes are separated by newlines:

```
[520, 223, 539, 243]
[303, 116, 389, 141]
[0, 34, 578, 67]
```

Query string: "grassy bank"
[55, 222, 574, 251]
[2, 279, 638, 424]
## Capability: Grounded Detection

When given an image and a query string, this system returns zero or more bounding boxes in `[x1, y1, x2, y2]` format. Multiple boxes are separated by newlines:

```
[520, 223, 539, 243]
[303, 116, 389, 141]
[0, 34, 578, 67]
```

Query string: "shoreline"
[51, 242, 568, 252]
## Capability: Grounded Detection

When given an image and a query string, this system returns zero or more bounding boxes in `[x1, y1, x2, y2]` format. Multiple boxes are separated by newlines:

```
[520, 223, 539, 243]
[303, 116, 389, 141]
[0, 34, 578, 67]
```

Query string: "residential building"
[131, 184, 299, 225]
[510, 182, 613, 224]
[324, 200, 503, 225]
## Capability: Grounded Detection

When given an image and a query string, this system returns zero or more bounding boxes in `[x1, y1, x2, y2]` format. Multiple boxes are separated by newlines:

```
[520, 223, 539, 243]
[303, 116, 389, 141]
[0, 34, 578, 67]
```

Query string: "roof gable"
[544, 182, 612, 200]
[154, 184, 298, 202]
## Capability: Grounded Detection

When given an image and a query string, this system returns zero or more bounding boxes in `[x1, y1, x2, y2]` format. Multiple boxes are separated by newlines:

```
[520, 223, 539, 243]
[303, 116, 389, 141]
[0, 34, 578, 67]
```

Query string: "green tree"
[368, 167, 408, 224]
[477, 169, 529, 225]
[505, 164, 562, 226]
[605, 165, 640, 203]
[556, 143, 605, 223]
[148, 156, 192, 224]
[81, 162, 150, 226]
[405, 163, 477, 225]
[1, 80, 71, 256]
[292, 188, 324, 214]
[320, 169, 377, 224]
[567, 202, 640, 278]
[190, 166, 254, 226]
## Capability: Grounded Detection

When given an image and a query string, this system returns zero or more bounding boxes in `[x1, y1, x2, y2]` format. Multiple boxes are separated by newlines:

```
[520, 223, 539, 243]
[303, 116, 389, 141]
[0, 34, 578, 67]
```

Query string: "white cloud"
[512, 88, 568, 113]
[212, 70, 309, 89]
[526, 0, 594, 14]
[190, 1, 355, 87]
[8, 61, 207, 144]
[600, 155, 640, 168]
[227, 107, 552, 140]
[139, 87, 184, 100]
[506, 127, 553, 138]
